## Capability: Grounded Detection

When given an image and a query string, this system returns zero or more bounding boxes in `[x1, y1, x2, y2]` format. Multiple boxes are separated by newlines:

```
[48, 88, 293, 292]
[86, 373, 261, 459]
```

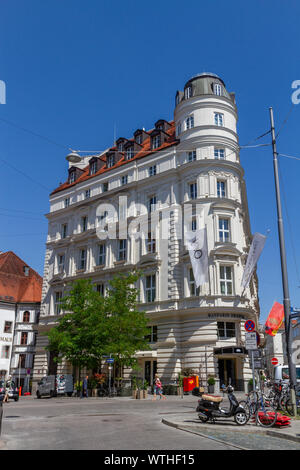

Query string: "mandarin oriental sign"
[0, 336, 12, 342]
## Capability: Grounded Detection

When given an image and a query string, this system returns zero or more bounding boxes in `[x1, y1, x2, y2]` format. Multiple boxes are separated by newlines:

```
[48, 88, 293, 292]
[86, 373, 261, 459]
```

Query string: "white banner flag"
[186, 228, 209, 287]
[241, 232, 266, 289]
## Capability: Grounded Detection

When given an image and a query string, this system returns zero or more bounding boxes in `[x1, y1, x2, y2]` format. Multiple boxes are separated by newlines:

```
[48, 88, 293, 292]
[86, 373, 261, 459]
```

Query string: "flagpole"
[269, 107, 297, 415]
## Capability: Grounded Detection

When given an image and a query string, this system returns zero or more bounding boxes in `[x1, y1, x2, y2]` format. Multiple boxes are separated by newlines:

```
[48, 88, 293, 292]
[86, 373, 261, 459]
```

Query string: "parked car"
[0, 379, 19, 401]
[36, 374, 73, 398]
[274, 365, 300, 383]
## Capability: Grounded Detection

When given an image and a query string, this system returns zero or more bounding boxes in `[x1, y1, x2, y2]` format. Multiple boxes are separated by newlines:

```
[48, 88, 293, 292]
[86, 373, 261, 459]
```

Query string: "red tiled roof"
[0, 251, 42, 303]
[51, 120, 178, 195]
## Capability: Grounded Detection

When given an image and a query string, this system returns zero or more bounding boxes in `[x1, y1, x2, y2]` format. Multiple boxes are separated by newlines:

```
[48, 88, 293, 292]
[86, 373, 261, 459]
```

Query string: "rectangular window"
[220, 266, 233, 295]
[79, 249, 87, 270]
[21, 332, 28, 345]
[61, 223, 68, 239]
[186, 115, 194, 130]
[103, 182, 108, 192]
[189, 268, 198, 296]
[152, 135, 161, 149]
[54, 292, 63, 315]
[148, 195, 157, 213]
[189, 182, 197, 200]
[149, 165, 157, 177]
[188, 150, 196, 162]
[121, 175, 128, 186]
[217, 321, 236, 339]
[147, 233, 156, 253]
[126, 146, 134, 160]
[85, 189, 91, 199]
[118, 240, 127, 261]
[214, 113, 224, 126]
[69, 172, 76, 184]
[176, 123, 181, 136]
[214, 84, 222, 96]
[185, 86, 192, 99]
[217, 180, 226, 198]
[4, 321, 12, 333]
[107, 155, 115, 168]
[90, 161, 97, 175]
[145, 275, 156, 303]
[19, 353, 26, 368]
[145, 325, 158, 343]
[2, 346, 10, 359]
[96, 283, 104, 296]
[214, 148, 225, 159]
[64, 198, 70, 208]
[98, 244, 106, 266]
[219, 218, 230, 242]
[81, 216, 88, 232]
[58, 254, 65, 273]
[191, 218, 197, 232]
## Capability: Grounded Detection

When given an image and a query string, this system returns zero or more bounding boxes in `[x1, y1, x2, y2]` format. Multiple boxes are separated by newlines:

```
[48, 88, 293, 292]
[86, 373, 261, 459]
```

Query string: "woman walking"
[152, 374, 166, 401]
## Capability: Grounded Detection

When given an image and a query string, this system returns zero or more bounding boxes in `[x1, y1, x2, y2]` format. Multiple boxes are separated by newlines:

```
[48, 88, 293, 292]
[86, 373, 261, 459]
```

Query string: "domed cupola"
[176, 72, 233, 106]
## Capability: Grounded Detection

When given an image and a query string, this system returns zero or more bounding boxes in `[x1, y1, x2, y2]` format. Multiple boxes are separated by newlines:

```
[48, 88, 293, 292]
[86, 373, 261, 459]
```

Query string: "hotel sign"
[0, 336, 12, 342]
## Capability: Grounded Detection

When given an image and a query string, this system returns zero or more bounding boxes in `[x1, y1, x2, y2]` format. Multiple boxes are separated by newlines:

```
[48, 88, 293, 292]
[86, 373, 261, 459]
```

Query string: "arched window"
[23, 311, 30, 323]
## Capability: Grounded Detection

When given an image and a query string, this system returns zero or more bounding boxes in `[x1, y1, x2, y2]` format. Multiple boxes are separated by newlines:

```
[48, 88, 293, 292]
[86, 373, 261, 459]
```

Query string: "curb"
[162, 417, 300, 445]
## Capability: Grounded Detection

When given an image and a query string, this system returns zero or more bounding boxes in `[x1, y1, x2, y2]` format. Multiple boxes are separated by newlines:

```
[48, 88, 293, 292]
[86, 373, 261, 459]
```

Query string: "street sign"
[271, 357, 278, 366]
[245, 332, 257, 350]
[106, 358, 114, 364]
[244, 320, 255, 332]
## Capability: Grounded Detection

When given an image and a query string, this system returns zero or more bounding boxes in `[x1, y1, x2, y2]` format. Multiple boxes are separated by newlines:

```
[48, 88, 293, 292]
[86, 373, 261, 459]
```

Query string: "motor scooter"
[192, 385, 248, 425]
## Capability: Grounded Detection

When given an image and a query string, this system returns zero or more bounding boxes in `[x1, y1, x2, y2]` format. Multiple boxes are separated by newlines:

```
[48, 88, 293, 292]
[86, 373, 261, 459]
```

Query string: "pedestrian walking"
[81, 375, 89, 398]
[3, 380, 9, 403]
[152, 374, 166, 401]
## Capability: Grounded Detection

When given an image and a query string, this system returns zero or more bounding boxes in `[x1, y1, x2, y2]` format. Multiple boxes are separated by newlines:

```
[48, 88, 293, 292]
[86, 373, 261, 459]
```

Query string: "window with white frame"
[214, 148, 225, 159]
[218, 218, 230, 242]
[191, 217, 197, 232]
[145, 274, 156, 302]
[98, 244, 106, 266]
[85, 189, 91, 199]
[219, 266, 233, 295]
[188, 268, 200, 296]
[69, 171, 76, 184]
[176, 122, 181, 136]
[90, 160, 97, 175]
[214, 83, 222, 96]
[217, 180, 226, 198]
[214, 112, 224, 126]
[23, 311, 30, 323]
[217, 321, 236, 339]
[185, 115, 194, 130]
[79, 249, 87, 270]
[54, 291, 63, 315]
[1, 346, 10, 359]
[107, 154, 115, 168]
[57, 254, 65, 273]
[149, 165, 157, 177]
[152, 135, 161, 149]
[135, 134, 142, 145]
[4, 321, 12, 333]
[147, 232, 156, 253]
[96, 283, 104, 296]
[64, 198, 70, 208]
[185, 86, 192, 99]
[126, 146, 134, 160]
[145, 325, 158, 343]
[189, 182, 197, 200]
[118, 239, 127, 261]
[21, 331, 28, 345]
[148, 195, 157, 213]
[188, 150, 196, 162]
[118, 142, 124, 152]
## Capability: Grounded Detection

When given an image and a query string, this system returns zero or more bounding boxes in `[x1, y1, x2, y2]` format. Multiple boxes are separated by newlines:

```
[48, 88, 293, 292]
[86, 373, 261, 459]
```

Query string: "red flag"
[265, 302, 284, 336]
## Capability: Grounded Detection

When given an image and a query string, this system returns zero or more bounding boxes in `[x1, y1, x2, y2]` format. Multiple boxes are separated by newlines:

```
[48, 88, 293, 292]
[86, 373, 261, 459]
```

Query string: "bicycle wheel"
[285, 398, 300, 416]
[256, 401, 277, 428]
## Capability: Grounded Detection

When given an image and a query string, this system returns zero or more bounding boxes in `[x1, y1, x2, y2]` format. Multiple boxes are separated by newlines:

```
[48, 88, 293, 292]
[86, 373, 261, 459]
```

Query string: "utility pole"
[269, 107, 297, 415]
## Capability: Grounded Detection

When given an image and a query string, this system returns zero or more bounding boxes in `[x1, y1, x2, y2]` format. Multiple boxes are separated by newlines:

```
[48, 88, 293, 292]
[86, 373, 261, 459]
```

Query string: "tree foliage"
[45, 272, 150, 372]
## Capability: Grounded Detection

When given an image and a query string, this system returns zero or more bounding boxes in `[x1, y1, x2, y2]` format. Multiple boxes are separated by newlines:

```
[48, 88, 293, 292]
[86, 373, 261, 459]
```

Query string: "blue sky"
[0, 0, 299, 322]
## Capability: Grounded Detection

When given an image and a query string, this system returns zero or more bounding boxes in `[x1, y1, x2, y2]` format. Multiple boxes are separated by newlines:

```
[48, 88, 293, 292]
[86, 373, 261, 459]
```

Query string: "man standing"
[81, 375, 89, 398]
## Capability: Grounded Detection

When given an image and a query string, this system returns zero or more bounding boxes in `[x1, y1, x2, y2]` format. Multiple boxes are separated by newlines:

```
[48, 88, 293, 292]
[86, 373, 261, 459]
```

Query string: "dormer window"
[69, 171, 76, 184]
[116, 138, 128, 153]
[126, 146, 134, 160]
[107, 154, 115, 168]
[134, 129, 148, 145]
[152, 134, 161, 149]
[118, 142, 124, 152]
[185, 86, 192, 99]
[214, 83, 222, 96]
[135, 134, 142, 145]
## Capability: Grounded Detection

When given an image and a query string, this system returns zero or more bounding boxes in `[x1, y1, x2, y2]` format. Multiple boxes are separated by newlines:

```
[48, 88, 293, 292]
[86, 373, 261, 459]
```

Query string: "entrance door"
[218, 359, 236, 388]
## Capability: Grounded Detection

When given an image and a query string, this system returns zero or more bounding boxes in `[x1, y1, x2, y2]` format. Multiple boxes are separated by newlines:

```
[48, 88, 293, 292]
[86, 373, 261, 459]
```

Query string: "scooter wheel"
[198, 414, 209, 423]
[234, 411, 248, 426]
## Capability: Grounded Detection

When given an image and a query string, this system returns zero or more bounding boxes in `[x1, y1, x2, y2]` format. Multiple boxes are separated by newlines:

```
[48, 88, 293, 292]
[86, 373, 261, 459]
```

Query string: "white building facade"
[33, 73, 260, 392]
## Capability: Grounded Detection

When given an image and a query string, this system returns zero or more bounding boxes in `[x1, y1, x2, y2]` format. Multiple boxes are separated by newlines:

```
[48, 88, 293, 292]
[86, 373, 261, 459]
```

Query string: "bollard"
[19, 386, 22, 397]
